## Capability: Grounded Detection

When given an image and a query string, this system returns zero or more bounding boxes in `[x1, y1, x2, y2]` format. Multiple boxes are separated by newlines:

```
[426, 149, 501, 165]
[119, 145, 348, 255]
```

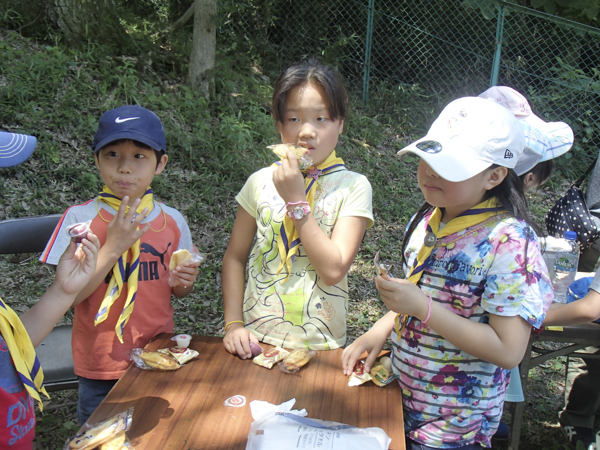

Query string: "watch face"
[293, 208, 305, 220]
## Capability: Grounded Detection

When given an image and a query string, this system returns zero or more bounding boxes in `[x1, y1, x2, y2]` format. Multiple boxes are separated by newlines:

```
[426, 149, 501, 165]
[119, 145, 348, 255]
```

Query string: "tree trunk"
[188, 0, 216, 100]
[53, 0, 129, 49]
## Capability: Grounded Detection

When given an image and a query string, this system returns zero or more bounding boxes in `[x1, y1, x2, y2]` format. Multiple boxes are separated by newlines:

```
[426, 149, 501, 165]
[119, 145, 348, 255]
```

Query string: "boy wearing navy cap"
[40, 105, 200, 425]
[0, 131, 100, 448]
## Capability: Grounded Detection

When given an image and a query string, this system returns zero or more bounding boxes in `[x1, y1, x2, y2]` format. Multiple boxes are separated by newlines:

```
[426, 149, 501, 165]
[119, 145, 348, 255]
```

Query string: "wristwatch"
[287, 205, 311, 220]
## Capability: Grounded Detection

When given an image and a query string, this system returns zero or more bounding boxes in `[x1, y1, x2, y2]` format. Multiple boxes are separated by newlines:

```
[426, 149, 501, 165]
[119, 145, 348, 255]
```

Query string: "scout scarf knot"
[94, 186, 155, 343]
[395, 198, 506, 334]
[275, 151, 346, 282]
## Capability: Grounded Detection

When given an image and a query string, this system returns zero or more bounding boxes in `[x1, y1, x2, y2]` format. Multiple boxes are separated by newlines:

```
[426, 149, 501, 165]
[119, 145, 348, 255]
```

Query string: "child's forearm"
[20, 283, 76, 347]
[543, 290, 600, 325]
[222, 255, 247, 323]
[295, 215, 367, 285]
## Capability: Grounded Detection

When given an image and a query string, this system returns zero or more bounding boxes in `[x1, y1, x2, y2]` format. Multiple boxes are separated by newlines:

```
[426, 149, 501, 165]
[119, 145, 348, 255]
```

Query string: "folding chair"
[0, 215, 78, 391]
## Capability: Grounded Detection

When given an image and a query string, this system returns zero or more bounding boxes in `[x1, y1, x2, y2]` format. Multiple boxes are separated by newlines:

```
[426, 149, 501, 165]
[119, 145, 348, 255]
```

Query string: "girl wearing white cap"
[342, 97, 554, 449]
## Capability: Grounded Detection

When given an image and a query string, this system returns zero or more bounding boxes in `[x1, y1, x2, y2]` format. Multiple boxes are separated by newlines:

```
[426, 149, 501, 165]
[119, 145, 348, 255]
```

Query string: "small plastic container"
[172, 334, 191, 348]
[67, 220, 91, 243]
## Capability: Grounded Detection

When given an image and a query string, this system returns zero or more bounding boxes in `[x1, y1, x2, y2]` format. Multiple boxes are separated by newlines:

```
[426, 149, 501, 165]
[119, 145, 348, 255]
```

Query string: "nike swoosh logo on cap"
[115, 117, 140, 123]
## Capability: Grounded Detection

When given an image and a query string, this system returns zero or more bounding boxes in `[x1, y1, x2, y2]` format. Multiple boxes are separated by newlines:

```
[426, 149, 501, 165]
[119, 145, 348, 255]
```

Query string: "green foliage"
[529, 0, 600, 25]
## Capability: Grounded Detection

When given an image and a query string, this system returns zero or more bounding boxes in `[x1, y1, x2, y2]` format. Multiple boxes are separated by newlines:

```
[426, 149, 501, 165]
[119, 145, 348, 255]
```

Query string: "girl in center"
[342, 97, 553, 449]
[222, 59, 373, 357]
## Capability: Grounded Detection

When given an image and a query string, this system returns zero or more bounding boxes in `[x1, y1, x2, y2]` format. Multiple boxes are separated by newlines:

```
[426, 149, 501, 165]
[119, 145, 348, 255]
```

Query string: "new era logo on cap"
[504, 149, 514, 159]
[93, 105, 166, 153]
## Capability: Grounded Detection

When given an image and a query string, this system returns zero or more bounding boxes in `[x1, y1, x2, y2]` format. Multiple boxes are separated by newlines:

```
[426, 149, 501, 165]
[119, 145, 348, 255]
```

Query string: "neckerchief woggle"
[0, 298, 48, 409]
[395, 198, 506, 335]
[274, 151, 346, 282]
[94, 186, 155, 343]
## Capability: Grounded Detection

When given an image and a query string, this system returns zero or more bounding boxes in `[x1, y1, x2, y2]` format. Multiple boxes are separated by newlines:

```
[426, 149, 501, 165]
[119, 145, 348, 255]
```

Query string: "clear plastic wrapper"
[64, 407, 133, 450]
[269, 143, 314, 170]
[373, 251, 393, 279]
[130, 348, 181, 370]
[253, 346, 289, 369]
[277, 349, 318, 374]
[168, 248, 206, 287]
[348, 360, 372, 386]
[67, 220, 92, 243]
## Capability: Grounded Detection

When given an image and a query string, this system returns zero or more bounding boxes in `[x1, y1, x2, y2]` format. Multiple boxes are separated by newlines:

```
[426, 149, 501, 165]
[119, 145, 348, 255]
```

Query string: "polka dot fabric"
[545, 184, 600, 253]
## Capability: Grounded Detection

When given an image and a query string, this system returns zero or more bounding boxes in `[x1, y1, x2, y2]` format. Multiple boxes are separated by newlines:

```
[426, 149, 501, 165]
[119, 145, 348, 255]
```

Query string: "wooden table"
[86, 334, 405, 449]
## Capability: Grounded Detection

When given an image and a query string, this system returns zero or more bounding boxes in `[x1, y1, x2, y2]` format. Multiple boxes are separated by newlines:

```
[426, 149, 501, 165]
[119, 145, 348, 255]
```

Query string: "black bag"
[545, 158, 600, 253]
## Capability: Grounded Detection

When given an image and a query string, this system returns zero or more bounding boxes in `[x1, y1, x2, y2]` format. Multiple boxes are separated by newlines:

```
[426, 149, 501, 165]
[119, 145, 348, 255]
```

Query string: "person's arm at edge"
[544, 288, 600, 326]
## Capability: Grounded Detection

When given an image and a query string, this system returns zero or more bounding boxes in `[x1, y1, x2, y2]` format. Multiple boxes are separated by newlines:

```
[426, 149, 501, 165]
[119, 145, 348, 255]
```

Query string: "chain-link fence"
[219, 0, 600, 174]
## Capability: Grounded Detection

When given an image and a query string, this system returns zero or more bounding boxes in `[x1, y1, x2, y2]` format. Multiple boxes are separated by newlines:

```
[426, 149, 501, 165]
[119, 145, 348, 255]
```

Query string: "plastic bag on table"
[64, 407, 134, 449]
[246, 399, 391, 450]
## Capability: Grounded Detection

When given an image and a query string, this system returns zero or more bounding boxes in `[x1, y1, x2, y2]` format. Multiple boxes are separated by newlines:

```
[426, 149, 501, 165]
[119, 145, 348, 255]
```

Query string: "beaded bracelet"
[422, 295, 433, 324]
[224, 320, 245, 332]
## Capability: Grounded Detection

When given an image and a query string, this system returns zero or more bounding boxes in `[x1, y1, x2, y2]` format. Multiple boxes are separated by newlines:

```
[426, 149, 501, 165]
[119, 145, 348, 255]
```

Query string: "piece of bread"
[99, 432, 127, 450]
[279, 349, 311, 372]
[68, 415, 124, 449]
[270, 144, 308, 159]
[169, 249, 192, 271]
[139, 350, 181, 370]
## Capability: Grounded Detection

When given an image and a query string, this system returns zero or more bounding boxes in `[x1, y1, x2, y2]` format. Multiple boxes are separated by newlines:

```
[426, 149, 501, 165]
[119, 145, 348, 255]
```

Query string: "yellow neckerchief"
[395, 198, 506, 334]
[0, 298, 48, 409]
[94, 186, 155, 343]
[274, 151, 346, 282]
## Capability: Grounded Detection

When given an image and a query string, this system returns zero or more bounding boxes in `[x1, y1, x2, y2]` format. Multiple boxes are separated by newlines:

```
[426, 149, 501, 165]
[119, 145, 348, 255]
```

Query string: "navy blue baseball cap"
[92, 105, 167, 153]
[0, 131, 37, 168]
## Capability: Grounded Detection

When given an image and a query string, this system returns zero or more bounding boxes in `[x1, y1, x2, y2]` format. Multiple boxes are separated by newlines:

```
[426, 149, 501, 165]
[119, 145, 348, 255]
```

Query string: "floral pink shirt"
[392, 214, 553, 448]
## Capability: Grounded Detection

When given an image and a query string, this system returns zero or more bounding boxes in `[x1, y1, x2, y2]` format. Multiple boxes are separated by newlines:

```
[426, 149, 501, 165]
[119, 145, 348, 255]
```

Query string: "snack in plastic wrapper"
[369, 364, 389, 387]
[269, 143, 314, 170]
[64, 407, 133, 450]
[278, 349, 318, 374]
[373, 251, 393, 279]
[98, 432, 133, 450]
[67, 220, 92, 244]
[158, 346, 199, 365]
[253, 346, 289, 369]
[168, 248, 206, 287]
[348, 360, 373, 387]
[130, 348, 181, 370]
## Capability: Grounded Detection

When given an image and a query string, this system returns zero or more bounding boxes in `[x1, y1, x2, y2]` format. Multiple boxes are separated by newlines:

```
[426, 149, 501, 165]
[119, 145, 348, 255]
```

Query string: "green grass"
[0, 28, 584, 450]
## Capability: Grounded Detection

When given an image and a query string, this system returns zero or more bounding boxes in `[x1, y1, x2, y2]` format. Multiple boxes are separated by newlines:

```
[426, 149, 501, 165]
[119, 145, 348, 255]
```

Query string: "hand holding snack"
[169, 248, 206, 288]
[269, 143, 313, 169]
[223, 322, 262, 360]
